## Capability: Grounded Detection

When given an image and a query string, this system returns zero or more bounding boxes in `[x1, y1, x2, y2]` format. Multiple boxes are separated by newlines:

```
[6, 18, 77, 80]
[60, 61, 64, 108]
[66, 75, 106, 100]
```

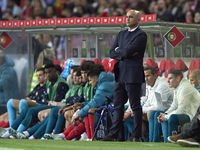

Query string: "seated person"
[5, 67, 48, 127]
[0, 50, 19, 104]
[168, 72, 200, 147]
[37, 65, 80, 122]
[66, 65, 80, 89]
[12, 61, 94, 139]
[14, 67, 84, 139]
[157, 69, 200, 142]
[189, 69, 200, 93]
[60, 61, 95, 128]
[168, 106, 200, 147]
[58, 63, 104, 140]
[2, 64, 69, 138]
[123, 66, 174, 142]
[44, 67, 115, 140]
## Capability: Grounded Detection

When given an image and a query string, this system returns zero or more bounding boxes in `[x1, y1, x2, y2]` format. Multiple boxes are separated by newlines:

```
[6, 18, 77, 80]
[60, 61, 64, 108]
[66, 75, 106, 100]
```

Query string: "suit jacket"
[110, 27, 147, 83]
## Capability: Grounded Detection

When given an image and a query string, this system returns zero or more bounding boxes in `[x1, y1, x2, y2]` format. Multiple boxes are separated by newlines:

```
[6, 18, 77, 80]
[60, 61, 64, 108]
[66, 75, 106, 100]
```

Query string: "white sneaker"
[44, 134, 64, 140]
[1, 131, 10, 138]
[177, 138, 200, 147]
[9, 135, 16, 139]
[71, 138, 76, 141]
[0, 127, 6, 137]
[28, 135, 35, 139]
[79, 132, 88, 141]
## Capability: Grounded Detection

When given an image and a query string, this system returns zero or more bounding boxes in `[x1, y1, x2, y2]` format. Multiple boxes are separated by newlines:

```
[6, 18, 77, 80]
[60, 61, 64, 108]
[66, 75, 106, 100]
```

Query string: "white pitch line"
[0, 148, 24, 150]
[142, 144, 155, 147]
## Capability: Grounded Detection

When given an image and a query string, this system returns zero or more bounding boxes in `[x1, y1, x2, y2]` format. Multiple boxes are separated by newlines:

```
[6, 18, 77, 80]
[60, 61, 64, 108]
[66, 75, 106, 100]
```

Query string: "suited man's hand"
[133, 52, 138, 56]
[123, 112, 130, 121]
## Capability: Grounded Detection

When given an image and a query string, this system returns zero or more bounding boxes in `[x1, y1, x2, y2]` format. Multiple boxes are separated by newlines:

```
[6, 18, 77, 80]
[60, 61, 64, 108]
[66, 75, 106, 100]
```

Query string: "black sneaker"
[9, 128, 18, 138]
[127, 136, 144, 142]
[101, 136, 116, 141]
[133, 137, 144, 142]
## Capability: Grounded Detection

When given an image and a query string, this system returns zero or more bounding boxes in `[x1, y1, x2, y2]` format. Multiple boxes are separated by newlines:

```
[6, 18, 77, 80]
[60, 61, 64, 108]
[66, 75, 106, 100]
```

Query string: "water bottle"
[172, 129, 177, 136]
[73, 122, 78, 127]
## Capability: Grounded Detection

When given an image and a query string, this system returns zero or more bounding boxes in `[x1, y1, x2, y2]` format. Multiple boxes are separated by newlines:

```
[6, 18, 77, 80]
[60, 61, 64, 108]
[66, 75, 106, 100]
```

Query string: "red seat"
[93, 58, 102, 65]
[61, 59, 67, 72]
[175, 59, 188, 72]
[165, 59, 176, 78]
[146, 59, 161, 76]
[54, 59, 60, 66]
[159, 59, 166, 76]
[195, 59, 200, 69]
[80, 59, 86, 65]
[109, 59, 117, 73]
[102, 58, 109, 73]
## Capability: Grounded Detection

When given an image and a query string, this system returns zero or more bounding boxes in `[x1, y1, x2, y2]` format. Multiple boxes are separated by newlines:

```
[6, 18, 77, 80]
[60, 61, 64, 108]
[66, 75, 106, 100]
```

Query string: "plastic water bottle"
[73, 122, 78, 127]
[172, 130, 177, 136]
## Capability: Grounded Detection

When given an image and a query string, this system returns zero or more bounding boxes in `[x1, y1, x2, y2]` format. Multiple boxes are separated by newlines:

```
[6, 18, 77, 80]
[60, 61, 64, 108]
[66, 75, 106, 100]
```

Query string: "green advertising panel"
[174, 46, 181, 57]
[81, 48, 87, 57]
[105, 47, 110, 57]
[195, 47, 200, 58]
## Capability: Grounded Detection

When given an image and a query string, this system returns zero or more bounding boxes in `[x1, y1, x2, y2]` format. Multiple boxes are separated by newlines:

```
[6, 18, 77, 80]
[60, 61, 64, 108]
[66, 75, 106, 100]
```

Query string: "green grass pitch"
[0, 139, 198, 150]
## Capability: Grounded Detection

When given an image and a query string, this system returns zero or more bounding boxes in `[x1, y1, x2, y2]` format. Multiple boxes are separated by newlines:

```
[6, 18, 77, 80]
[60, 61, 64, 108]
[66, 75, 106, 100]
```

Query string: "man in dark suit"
[102, 9, 147, 142]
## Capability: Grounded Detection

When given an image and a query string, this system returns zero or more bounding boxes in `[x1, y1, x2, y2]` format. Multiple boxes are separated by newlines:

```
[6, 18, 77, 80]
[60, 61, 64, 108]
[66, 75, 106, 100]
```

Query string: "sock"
[17, 124, 26, 132]
[88, 113, 94, 139]
[7, 99, 16, 126]
[0, 121, 5, 127]
[62, 120, 81, 136]
[23, 131, 30, 137]
[29, 135, 36, 139]
[65, 122, 86, 140]
[1, 121, 9, 128]
[84, 116, 91, 139]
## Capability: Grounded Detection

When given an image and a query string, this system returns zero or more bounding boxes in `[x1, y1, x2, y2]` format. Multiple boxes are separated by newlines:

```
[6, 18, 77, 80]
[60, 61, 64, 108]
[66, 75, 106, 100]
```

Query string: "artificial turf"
[0, 139, 197, 150]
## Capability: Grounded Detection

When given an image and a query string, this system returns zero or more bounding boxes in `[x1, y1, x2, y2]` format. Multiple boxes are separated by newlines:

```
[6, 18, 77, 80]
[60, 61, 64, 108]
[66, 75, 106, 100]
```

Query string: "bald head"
[126, 9, 141, 30]
[190, 69, 200, 85]
[128, 10, 141, 18]
[190, 69, 200, 78]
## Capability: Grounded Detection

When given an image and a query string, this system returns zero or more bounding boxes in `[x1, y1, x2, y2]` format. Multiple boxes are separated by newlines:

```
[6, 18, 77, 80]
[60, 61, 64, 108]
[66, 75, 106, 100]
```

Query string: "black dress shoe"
[127, 136, 144, 142]
[133, 137, 144, 142]
[127, 136, 134, 142]
[101, 136, 116, 141]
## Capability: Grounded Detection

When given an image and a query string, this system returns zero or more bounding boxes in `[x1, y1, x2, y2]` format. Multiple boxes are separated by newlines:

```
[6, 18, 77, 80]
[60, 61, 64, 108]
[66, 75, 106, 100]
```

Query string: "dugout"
[0, 15, 199, 113]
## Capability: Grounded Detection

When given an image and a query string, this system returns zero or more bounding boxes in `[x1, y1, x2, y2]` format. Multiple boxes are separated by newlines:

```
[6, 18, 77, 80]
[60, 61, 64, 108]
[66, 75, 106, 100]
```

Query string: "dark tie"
[126, 31, 132, 39]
